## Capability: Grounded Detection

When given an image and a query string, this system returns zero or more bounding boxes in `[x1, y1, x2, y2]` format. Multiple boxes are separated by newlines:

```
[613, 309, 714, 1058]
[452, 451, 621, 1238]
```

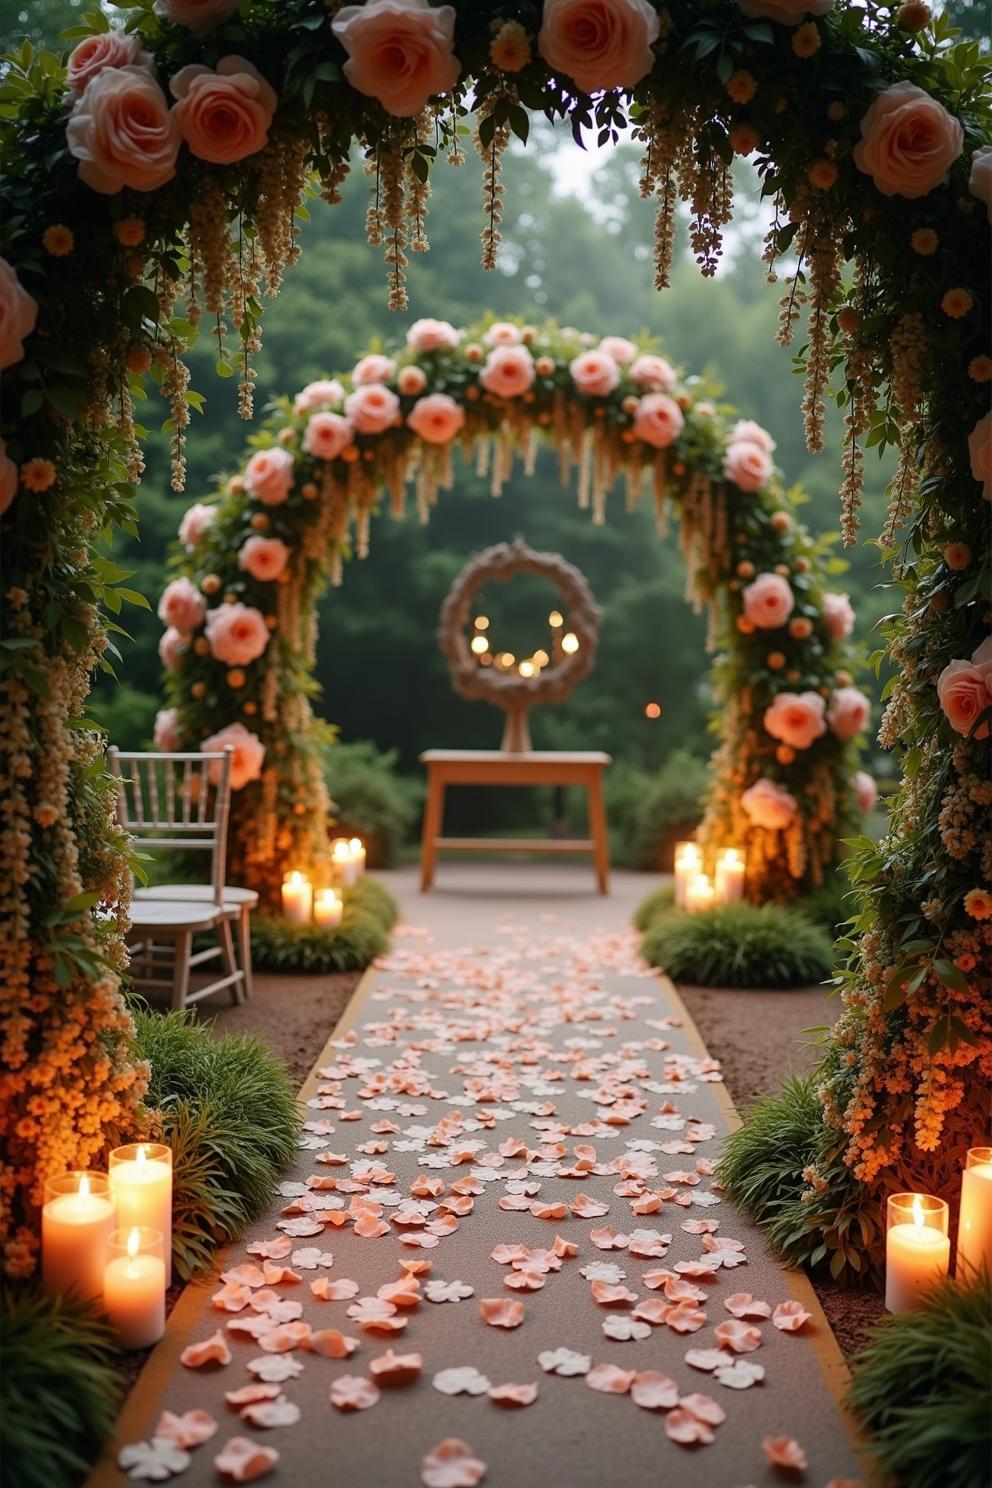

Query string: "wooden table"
[419, 749, 612, 893]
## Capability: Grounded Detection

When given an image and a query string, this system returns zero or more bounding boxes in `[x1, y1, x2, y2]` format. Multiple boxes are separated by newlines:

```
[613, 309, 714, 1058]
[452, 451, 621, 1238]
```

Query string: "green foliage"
[848, 1274, 992, 1488]
[251, 875, 398, 975]
[0, 1288, 121, 1488]
[632, 883, 676, 932]
[325, 740, 421, 868]
[801, 873, 856, 936]
[607, 750, 710, 870]
[641, 902, 834, 988]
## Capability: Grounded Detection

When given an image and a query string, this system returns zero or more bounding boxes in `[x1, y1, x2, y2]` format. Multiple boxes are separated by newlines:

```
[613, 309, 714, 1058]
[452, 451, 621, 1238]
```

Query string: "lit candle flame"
[912, 1195, 925, 1229]
[127, 1227, 140, 1260]
[348, 838, 362, 854]
[137, 1144, 147, 1165]
[286, 869, 307, 883]
[722, 849, 741, 866]
[79, 1174, 90, 1201]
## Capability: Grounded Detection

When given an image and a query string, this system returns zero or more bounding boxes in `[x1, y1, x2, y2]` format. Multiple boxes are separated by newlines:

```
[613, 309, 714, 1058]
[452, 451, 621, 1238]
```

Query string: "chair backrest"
[107, 747, 234, 904]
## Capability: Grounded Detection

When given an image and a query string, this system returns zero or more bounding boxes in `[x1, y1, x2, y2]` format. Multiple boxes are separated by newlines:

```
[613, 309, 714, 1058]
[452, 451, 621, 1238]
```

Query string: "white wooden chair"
[108, 746, 251, 1010]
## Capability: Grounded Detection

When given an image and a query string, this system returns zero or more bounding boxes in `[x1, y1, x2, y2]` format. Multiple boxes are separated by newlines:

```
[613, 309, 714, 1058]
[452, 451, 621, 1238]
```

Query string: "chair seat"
[135, 883, 259, 909]
[128, 900, 228, 933]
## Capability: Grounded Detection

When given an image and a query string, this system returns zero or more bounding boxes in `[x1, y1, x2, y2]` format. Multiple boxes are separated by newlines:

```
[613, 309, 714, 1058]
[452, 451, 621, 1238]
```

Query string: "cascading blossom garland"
[0, 0, 988, 1276]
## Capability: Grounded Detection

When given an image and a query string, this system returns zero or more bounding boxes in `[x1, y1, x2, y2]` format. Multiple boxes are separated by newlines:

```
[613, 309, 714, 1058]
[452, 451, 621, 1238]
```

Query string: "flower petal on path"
[763, 1435, 809, 1471]
[214, 1437, 279, 1482]
[329, 1376, 381, 1412]
[153, 1410, 218, 1449]
[426, 1279, 474, 1303]
[665, 1409, 715, 1447]
[303, 1328, 358, 1358]
[480, 1298, 524, 1328]
[118, 1439, 191, 1481]
[630, 1371, 679, 1410]
[421, 1438, 487, 1488]
[714, 1319, 763, 1354]
[679, 1392, 726, 1426]
[239, 1397, 301, 1429]
[724, 1293, 771, 1319]
[714, 1358, 766, 1389]
[585, 1363, 635, 1394]
[488, 1382, 538, 1407]
[180, 1330, 232, 1369]
[246, 1354, 304, 1383]
[603, 1315, 652, 1341]
[538, 1348, 590, 1377]
[224, 1384, 282, 1408]
[369, 1349, 423, 1385]
[311, 1277, 358, 1301]
[773, 1299, 812, 1332]
[433, 1366, 491, 1396]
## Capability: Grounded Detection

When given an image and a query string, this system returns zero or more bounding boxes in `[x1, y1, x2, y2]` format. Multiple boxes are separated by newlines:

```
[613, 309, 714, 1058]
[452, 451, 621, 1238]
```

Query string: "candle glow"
[884, 1191, 950, 1314]
[103, 1225, 166, 1350]
[110, 1141, 173, 1286]
[673, 840, 702, 910]
[281, 869, 313, 924]
[42, 1170, 115, 1301]
[956, 1147, 992, 1280]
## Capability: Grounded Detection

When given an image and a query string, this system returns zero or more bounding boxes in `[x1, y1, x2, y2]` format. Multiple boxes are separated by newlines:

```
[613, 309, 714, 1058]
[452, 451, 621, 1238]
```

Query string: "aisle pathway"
[95, 866, 863, 1488]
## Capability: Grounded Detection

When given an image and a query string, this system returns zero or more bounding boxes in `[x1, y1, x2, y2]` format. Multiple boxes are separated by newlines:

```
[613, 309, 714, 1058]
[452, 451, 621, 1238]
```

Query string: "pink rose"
[66, 65, 180, 194]
[245, 446, 294, 506]
[153, 707, 182, 752]
[332, 0, 460, 118]
[827, 686, 872, 740]
[397, 365, 427, 396]
[724, 439, 773, 492]
[630, 353, 676, 391]
[742, 572, 795, 630]
[569, 349, 621, 397]
[731, 418, 775, 453]
[238, 535, 290, 582]
[158, 576, 206, 634]
[294, 379, 344, 414]
[204, 602, 270, 666]
[170, 56, 276, 165]
[483, 322, 522, 347]
[763, 691, 827, 751]
[937, 659, 991, 740]
[158, 627, 188, 670]
[178, 502, 216, 550]
[479, 344, 536, 399]
[969, 145, 992, 222]
[968, 411, 991, 500]
[599, 335, 638, 366]
[352, 352, 396, 385]
[154, 0, 241, 34]
[344, 383, 400, 434]
[201, 722, 266, 790]
[854, 770, 877, 813]
[406, 317, 459, 353]
[854, 82, 964, 199]
[538, 0, 660, 95]
[0, 257, 38, 371]
[632, 392, 684, 449]
[303, 411, 353, 461]
[741, 778, 797, 831]
[738, 0, 831, 22]
[822, 591, 855, 642]
[407, 393, 465, 445]
[66, 32, 153, 95]
[0, 439, 17, 516]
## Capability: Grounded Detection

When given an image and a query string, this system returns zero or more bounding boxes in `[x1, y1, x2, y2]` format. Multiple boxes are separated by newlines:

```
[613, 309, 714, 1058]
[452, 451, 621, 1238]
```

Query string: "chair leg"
[170, 932, 192, 1011]
[238, 906, 254, 1001]
[219, 917, 245, 1005]
[420, 770, 444, 891]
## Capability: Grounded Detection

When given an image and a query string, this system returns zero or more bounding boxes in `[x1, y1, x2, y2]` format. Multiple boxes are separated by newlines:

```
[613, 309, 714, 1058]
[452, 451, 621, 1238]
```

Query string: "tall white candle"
[685, 872, 715, 915]
[110, 1143, 173, 1287]
[314, 889, 343, 929]
[673, 842, 701, 910]
[42, 1172, 115, 1301]
[348, 838, 366, 877]
[885, 1193, 950, 1313]
[281, 871, 313, 925]
[956, 1147, 992, 1280]
[331, 839, 358, 888]
[103, 1227, 165, 1350]
[714, 848, 745, 905]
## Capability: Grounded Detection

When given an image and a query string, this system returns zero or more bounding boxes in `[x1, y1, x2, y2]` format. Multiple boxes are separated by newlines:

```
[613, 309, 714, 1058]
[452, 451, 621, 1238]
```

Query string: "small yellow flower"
[42, 224, 74, 257]
[968, 355, 992, 383]
[227, 669, 246, 689]
[897, 0, 932, 31]
[941, 287, 973, 318]
[489, 19, 531, 73]
[729, 124, 760, 156]
[726, 70, 757, 104]
[808, 159, 839, 190]
[113, 217, 146, 247]
[827, 101, 847, 121]
[19, 458, 57, 492]
[911, 227, 939, 255]
[963, 888, 992, 921]
[942, 542, 972, 571]
[792, 22, 821, 57]
[767, 651, 786, 670]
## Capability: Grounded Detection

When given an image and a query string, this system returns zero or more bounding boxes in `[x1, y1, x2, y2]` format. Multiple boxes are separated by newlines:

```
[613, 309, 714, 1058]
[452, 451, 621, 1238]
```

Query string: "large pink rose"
[741, 778, 797, 831]
[827, 686, 871, 740]
[352, 352, 396, 385]
[822, 591, 855, 642]
[170, 56, 276, 165]
[483, 322, 522, 347]
[0, 257, 38, 371]
[968, 411, 991, 500]
[66, 32, 153, 95]
[763, 691, 828, 751]
[158, 627, 188, 670]
[0, 439, 17, 516]
[154, 0, 241, 34]
[66, 65, 180, 194]
[303, 411, 353, 460]
[332, 0, 460, 118]
[407, 317, 459, 353]
[632, 392, 684, 449]
[204, 602, 270, 666]
[742, 572, 795, 630]
[158, 576, 206, 634]
[153, 707, 182, 752]
[630, 353, 676, 391]
[407, 393, 465, 445]
[854, 770, 877, 813]
[738, 0, 832, 22]
[569, 349, 621, 397]
[178, 502, 216, 550]
[969, 145, 992, 222]
[245, 446, 294, 506]
[201, 722, 266, 790]
[599, 335, 638, 366]
[937, 659, 991, 740]
[538, 0, 660, 95]
[294, 379, 344, 414]
[238, 535, 290, 582]
[479, 344, 536, 399]
[854, 82, 964, 199]
[344, 383, 400, 434]
[731, 418, 776, 453]
[724, 439, 773, 492]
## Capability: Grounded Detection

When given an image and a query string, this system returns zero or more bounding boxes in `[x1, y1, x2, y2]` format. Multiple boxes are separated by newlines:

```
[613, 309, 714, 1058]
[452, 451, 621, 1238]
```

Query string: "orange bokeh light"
[644, 702, 661, 719]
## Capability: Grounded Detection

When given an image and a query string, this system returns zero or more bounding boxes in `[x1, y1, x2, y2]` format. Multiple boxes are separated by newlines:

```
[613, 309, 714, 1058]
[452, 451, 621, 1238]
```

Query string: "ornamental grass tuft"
[640, 901, 834, 988]
[251, 874, 398, 975]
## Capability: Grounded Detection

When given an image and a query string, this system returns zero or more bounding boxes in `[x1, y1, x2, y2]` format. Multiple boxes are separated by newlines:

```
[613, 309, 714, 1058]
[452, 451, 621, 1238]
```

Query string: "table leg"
[587, 770, 610, 894]
[420, 769, 445, 891]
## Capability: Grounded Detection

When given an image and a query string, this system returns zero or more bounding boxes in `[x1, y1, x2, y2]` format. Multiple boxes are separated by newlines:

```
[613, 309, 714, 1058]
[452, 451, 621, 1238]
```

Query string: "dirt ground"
[201, 967, 363, 1087]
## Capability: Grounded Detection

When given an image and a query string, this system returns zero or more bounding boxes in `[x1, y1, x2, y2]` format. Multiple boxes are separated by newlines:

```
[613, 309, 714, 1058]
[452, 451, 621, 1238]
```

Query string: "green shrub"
[0, 1289, 121, 1488]
[251, 874, 398, 975]
[606, 750, 709, 870]
[801, 872, 854, 937]
[641, 901, 834, 988]
[848, 1273, 991, 1488]
[632, 883, 675, 932]
[325, 740, 421, 868]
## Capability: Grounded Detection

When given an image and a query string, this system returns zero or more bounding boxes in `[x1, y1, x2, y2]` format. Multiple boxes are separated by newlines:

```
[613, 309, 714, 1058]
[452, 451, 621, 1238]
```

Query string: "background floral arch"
[0, 0, 988, 1277]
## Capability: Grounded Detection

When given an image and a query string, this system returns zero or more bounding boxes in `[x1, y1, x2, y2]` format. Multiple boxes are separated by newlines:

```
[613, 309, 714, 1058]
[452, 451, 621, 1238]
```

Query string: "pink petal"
[487, 1381, 538, 1407]
[773, 1299, 812, 1333]
[369, 1349, 423, 1385]
[480, 1297, 525, 1329]
[329, 1375, 381, 1411]
[665, 1408, 715, 1446]
[630, 1371, 679, 1410]
[585, 1363, 635, 1394]
[214, 1437, 279, 1482]
[154, 1409, 219, 1449]
[762, 1435, 809, 1471]
[421, 1438, 487, 1488]
[181, 1330, 232, 1369]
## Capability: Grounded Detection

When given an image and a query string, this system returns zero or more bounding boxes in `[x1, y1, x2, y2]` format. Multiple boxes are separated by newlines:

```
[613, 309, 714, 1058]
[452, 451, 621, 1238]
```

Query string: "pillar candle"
[956, 1147, 992, 1280]
[314, 889, 343, 929]
[110, 1143, 173, 1287]
[331, 839, 359, 888]
[685, 872, 715, 914]
[348, 838, 366, 877]
[42, 1172, 115, 1301]
[281, 871, 312, 925]
[103, 1227, 166, 1350]
[714, 849, 746, 905]
[673, 842, 702, 910]
[885, 1193, 949, 1313]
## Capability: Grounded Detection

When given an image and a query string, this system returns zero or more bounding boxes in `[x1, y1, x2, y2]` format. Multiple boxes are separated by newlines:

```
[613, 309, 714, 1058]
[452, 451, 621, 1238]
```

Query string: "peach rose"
[153, 707, 182, 752]
[154, 0, 241, 35]
[178, 502, 216, 550]
[201, 722, 265, 790]
[738, 0, 831, 22]
[479, 344, 536, 399]
[158, 576, 206, 634]
[245, 446, 294, 506]
[741, 777, 797, 830]
[0, 257, 38, 371]
[352, 352, 396, 385]
[66, 32, 153, 95]
[724, 439, 773, 491]
[569, 349, 621, 397]
[763, 691, 827, 750]
[937, 659, 991, 739]
[969, 145, 992, 222]
[344, 382, 400, 434]
[731, 418, 775, 453]
[854, 770, 877, 813]
[630, 353, 676, 391]
[332, 0, 460, 118]
[204, 602, 270, 666]
[483, 322, 522, 346]
[158, 627, 188, 670]
[968, 411, 991, 499]
[827, 685, 871, 740]
[66, 65, 180, 194]
[822, 591, 855, 641]
[406, 317, 459, 353]
[170, 56, 276, 165]
[407, 393, 465, 444]
[854, 82, 964, 199]
[238, 535, 290, 581]
[294, 379, 344, 414]
[599, 335, 638, 366]
[538, 0, 660, 95]
[397, 365, 427, 396]
[303, 411, 353, 461]
[742, 572, 795, 629]
[632, 392, 684, 449]
[0, 438, 18, 516]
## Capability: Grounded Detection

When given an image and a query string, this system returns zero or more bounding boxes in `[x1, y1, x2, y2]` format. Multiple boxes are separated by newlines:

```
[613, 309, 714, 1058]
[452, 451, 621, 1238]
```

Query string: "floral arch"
[0, 0, 989, 1278]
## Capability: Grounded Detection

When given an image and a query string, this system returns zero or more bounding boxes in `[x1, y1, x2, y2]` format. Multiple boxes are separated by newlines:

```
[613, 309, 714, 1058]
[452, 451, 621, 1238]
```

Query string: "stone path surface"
[95, 865, 864, 1488]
